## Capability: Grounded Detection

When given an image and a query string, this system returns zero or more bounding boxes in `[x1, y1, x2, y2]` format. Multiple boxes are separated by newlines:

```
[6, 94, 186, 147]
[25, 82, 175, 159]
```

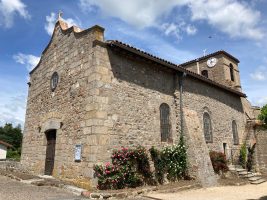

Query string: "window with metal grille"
[230, 64, 235, 81]
[203, 112, 212, 143]
[232, 120, 239, 145]
[160, 103, 171, 142]
[201, 70, 209, 78]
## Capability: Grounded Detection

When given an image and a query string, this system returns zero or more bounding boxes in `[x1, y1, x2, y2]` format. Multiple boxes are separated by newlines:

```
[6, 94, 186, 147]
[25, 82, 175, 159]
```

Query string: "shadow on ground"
[248, 196, 267, 200]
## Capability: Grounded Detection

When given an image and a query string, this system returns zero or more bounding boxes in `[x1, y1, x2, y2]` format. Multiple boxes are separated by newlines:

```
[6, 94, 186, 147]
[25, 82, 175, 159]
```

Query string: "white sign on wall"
[74, 144, 82, 162]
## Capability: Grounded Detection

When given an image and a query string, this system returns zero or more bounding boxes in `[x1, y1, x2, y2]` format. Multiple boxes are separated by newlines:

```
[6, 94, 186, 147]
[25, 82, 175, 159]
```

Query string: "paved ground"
[147, 182, 267, 200]
[0, 175, 151, 200]
[2, 173, 267, 200]
[0, 175, 85, 200]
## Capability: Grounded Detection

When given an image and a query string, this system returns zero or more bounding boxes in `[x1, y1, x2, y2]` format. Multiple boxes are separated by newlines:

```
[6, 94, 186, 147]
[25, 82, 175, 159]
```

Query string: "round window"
[51, 72, 59, 91]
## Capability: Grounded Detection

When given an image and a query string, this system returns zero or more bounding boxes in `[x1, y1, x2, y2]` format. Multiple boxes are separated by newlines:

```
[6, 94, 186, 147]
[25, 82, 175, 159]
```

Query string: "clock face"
[207, 57, 217, 68]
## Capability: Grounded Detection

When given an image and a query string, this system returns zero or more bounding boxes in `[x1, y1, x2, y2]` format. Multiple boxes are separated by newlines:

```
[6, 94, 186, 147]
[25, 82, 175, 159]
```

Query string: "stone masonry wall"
[22, 22, 248, 188]
[184, 54, 241, 91]
[183, 76, 246, 160]
[94, 45, 247, 185]
[94, 46, 178, 153]
[255, 126, 267, 173]
[21, 23, 105, 187]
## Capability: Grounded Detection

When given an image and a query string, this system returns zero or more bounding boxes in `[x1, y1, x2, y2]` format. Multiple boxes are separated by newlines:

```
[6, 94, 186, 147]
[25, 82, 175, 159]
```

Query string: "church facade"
[21, 19, 258, 187]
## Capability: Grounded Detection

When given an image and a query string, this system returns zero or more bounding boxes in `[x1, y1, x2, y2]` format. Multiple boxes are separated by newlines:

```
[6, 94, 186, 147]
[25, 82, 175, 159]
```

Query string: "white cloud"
[13, 53, 40, 71]
[185, 24, 197, 35]
[0, 0, 30, 28]
[0, 94, 26, 127]
[111, 24, 197, 64]
[79, 0, 264, 40]
[251, 97, 267, 107]
[80, 0, 188, 29]
[45, 12, 81, 35]
[250, 66, 267, 81]
[80, 0, 182, 28]
[189, 0, 264, 40]
[161, 22, 197, 40]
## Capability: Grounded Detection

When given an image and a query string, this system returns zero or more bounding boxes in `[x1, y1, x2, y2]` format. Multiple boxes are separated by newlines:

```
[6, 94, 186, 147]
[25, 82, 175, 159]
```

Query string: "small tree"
[247, 144, 256, 172]
[239, 143, 247, 169]
[258, 104, 267, 125]
[0, 123, 23, 160]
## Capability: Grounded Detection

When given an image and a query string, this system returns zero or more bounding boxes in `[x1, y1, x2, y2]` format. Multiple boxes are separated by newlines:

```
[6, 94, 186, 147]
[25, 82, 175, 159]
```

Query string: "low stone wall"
[0, 160, 22, 171]
[255, 126, 267, 173]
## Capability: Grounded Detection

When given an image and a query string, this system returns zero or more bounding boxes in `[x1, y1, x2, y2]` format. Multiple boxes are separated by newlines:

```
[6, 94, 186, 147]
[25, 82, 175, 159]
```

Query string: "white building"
[0, 140, 12, 160]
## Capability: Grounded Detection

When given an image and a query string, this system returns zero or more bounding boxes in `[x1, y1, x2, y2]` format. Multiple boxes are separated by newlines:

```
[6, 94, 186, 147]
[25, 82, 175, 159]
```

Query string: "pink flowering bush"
[93, 146, 153, 190]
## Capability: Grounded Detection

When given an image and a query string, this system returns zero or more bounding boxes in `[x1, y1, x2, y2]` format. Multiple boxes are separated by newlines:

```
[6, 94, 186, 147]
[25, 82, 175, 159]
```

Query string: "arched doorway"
[44, 129, 57, 175]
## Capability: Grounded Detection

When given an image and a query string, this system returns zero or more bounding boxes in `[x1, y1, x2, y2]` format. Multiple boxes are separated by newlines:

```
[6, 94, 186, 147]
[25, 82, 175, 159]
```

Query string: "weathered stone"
[90, 193, 101, 199]
[21, 18, 258, 189]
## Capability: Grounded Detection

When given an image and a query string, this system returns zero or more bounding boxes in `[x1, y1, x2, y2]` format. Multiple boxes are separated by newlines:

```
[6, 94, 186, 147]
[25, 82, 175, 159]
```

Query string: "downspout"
[196, 59, 200, 74]
[178, 72, 187, 136]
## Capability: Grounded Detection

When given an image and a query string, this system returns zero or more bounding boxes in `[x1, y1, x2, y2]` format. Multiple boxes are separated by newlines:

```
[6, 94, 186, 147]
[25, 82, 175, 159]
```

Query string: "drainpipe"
[178, 72, 187, 136]
[196, 59, 200, 74]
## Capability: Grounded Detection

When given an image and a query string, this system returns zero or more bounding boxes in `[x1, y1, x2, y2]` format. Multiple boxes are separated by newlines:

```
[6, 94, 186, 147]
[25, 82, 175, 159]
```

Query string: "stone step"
[249, 176, 262, 181]
[245, 174, 255, 178]
[241, 173, 255, 178]
[236, 168, 246, 172]
[250, 178, 266, 185]
[238, 171, 252, 175]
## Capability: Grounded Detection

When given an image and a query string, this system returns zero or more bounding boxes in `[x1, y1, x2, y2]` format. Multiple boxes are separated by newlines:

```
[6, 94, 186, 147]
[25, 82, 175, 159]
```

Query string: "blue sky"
[0, 0, 267, 126]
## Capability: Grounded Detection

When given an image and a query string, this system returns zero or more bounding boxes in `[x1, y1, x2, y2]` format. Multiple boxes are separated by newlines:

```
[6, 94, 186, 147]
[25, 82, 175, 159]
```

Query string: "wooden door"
[44, 130, 56, 175]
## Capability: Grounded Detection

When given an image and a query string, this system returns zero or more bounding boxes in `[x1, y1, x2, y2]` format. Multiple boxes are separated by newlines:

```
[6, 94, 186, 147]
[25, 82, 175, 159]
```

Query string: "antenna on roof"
[203, 49, 207, 56]
[58, 10, 63, 21]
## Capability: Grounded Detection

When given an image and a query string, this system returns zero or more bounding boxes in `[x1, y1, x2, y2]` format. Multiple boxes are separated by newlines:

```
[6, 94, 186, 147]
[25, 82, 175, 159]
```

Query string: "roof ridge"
[106, 40, 246, 98]
[180, 50, 239, 67]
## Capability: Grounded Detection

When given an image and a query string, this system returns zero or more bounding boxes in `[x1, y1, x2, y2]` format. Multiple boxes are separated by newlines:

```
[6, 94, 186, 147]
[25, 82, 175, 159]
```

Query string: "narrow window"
[230, 64, 235, 81]
[203, 112, 212, 143]
[201, 70, 209, 78]
[160, 103, 171, 142]
[232, 120, 239, 145]
[51, 72, 59, 91]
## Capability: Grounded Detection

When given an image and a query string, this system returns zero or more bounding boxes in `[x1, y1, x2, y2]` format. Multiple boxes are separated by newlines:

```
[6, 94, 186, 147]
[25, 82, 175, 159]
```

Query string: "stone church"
[21, 18, 262, 187]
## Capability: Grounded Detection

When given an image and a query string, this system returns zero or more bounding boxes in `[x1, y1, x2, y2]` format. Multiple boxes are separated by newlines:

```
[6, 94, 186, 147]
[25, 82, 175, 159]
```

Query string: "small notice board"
[74, 144, 82, 162]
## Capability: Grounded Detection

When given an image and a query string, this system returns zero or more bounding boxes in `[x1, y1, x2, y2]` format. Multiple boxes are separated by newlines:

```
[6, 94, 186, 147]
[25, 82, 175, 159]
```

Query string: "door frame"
[44, 129, 57, 175]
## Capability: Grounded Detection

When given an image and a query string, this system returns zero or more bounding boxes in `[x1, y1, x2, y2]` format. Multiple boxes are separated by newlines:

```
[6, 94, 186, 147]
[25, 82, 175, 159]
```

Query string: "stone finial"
[58, 10, 63, 21]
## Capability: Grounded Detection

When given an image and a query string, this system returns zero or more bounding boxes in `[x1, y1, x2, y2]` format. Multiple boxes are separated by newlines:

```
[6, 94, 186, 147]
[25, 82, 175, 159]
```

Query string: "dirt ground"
[147, 182, 267, 200]
[0, 175, 83, 200]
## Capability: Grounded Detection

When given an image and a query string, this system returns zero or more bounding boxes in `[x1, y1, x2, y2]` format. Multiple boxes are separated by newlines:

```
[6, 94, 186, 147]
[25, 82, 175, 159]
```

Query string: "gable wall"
[21, 25, 103, 184]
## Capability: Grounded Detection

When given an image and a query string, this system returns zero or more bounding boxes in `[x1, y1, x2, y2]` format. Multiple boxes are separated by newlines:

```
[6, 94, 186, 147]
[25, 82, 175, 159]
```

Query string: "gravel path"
[0, 175, 84, 200]
[147, 182, 267, 200]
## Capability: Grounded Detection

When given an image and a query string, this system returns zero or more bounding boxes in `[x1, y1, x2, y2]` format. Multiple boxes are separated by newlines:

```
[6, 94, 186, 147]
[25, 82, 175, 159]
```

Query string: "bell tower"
[181, 51, 242, 92]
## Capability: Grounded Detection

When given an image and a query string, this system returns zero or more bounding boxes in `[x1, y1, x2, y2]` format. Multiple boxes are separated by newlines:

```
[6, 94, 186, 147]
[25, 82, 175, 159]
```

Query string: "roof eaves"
[0, 140, 12, 148]
[106, 40, 246, 98]
[180, 50, 240, 67]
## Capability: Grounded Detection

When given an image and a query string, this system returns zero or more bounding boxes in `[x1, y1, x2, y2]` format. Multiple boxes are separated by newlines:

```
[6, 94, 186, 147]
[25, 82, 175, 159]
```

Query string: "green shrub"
[149, 146, 165, 184]
[209, 151, 229, 174]
[6, 149, 21, 161]
[150, 136, 188, 183]
[239, 143, 247, 169]
[258, 104, 267, 125]
[93, 146, 153, 190]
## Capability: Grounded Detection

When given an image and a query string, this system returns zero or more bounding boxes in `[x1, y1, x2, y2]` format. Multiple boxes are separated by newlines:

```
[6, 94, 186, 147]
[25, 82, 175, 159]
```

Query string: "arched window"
[160, 103, 171, 142]
[51, 72, 59, 91]
[201, 70, 209, 78]
[230, 64, 235, 81]
[203, 112, 212, 143]
[232, 120, 239, 145]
